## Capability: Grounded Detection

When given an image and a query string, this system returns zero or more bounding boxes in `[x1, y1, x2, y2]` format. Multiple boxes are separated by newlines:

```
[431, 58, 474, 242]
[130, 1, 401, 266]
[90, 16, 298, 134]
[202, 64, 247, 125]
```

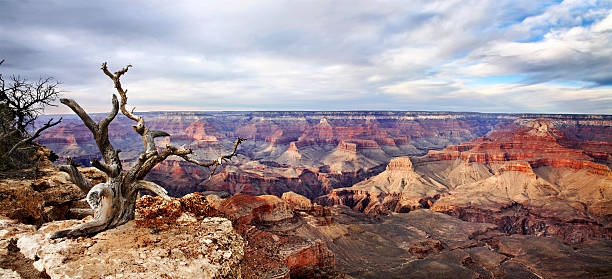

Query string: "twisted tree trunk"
[51, 63, 245, 239]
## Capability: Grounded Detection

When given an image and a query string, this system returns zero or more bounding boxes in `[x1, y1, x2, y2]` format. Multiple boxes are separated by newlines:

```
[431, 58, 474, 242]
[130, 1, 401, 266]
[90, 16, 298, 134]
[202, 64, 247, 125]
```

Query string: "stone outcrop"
[4, 193, 244, 279]
[210, 193, 339, 278]
[0, 181, 45, 225]
[317, 157, 447, 215]
[0, 149, 88, 225]
[282, 191, 313, 211]
[16, 217, 243, 279]
[427, 119, 611, 175]
[321, 119, 612, 243]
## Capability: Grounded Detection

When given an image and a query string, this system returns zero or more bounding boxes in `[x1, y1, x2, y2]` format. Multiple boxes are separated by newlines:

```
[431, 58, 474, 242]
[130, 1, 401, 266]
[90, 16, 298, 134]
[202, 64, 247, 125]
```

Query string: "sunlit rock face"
[15, 216, 244, 279]
[36, 111, 611, 200]
[319, 118, 612, 243]
[427, 118, 611, 175]
[199, 193, 339, 278]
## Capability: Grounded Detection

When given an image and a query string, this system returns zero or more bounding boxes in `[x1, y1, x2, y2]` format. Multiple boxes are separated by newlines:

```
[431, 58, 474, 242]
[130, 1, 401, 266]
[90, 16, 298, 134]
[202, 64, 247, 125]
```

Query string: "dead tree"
[0, 59, 62, 169]
[51, 63, 245, 239]
[0, 59, 61, 135]
[5, 118, 62, 158]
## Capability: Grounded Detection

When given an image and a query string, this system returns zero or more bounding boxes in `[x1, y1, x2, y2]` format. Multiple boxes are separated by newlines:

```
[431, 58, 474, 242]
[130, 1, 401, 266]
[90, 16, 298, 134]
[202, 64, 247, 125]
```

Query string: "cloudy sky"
[1, 0, 611, 114]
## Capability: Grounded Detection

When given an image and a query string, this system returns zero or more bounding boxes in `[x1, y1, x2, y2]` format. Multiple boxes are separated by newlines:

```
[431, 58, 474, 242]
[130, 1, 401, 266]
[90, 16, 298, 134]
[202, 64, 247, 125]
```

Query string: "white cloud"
[380, 78, 612, 113]
[442, 5, 612, 85]
[1, 0, 611, 114]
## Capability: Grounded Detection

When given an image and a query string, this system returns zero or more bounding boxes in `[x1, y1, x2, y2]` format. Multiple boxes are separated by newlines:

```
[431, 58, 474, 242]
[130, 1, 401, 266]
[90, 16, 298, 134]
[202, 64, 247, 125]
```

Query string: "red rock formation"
[213, 194, 339, 278]
[336, 140, 358, 154]
[36, 112, 612, 201]
[183, 121, 212, 140]
[287, 141, 300, 153]
[321, 119, 612, 243]
[282, 191, 313, 211]
[316, 189, 391, 216]
[427, 119, 611, 175]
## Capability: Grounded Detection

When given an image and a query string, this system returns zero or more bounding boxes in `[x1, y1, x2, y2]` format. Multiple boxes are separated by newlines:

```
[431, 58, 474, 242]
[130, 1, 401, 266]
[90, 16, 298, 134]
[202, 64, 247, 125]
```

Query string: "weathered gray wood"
[51, 183, 114, 239]
[134, 180, 171, 200]
[58, 157, 93, 193]
[52, 62, 245, 239]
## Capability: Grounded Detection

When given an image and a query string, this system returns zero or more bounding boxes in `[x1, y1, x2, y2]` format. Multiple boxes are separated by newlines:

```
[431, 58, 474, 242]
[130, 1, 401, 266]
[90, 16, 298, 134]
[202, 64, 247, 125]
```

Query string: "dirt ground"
[0, 241, 49, 279]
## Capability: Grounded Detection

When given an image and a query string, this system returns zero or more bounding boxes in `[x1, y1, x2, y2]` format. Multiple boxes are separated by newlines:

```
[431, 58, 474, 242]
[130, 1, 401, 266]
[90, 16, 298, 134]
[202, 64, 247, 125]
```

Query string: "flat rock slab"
[17, 217, 244, 279]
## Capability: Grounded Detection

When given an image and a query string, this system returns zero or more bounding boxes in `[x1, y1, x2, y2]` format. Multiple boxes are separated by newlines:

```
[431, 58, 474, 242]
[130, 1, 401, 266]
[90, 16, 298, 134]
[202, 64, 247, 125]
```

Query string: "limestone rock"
[211, 193, 339, 278]
[31, 171, 84, 205]
[217, 194, 296, 231]
[0, 217, 36, 257]
[0, 268, 21, 279]
[0, 164, 86, 225]
[282, 191, 312, 211]
[16, 217, 243, 279]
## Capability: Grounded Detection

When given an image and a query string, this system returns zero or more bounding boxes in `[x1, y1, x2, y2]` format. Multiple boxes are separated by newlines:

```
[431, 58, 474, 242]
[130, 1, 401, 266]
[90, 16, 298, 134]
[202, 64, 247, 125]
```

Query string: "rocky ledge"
[8, 192, 245, 279]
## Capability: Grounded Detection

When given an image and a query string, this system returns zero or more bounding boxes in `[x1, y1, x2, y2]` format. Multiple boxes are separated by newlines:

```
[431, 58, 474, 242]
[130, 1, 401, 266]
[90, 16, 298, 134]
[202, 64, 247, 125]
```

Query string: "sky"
[1, 0, 611, 114]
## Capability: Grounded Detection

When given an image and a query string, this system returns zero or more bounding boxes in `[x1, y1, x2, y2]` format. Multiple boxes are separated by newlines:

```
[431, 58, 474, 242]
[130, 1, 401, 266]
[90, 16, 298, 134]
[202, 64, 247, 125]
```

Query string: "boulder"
[217, 194, 296, 230]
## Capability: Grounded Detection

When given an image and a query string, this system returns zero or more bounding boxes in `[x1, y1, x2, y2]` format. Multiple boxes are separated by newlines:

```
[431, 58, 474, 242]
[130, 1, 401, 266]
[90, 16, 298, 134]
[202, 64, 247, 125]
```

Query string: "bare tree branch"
[1, 74, 60, 134]
[59, 157, 93, 193]
[5, 117, 61, 158]
[60, 98, 97, 132]
[101, 62, 137, 122]
[60, 95, 121, 176]
[134, 180, 171, 200]
[99, 94, 119, 133]
[69, 208, 94, 217]
[90, 159, 114, 177]
[172, 137, 247, 177]
[50, 183, 114, 239]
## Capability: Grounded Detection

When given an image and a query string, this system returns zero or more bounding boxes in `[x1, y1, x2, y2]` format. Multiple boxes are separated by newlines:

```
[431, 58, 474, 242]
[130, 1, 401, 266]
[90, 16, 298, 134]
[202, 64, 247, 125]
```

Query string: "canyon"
[36, 111, 611, 199]
[23, 111, 612, 277]
[318, 118, 612, 244]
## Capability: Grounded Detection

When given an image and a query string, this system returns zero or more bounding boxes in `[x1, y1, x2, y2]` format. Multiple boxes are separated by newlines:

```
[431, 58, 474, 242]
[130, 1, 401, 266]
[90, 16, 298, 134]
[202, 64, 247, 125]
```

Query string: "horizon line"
[41, 109, 612, 117]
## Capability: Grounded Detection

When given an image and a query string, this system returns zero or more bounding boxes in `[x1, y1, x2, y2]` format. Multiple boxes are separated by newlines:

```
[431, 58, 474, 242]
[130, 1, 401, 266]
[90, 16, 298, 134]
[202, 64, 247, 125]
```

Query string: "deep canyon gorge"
[14, 111, 610, 278]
